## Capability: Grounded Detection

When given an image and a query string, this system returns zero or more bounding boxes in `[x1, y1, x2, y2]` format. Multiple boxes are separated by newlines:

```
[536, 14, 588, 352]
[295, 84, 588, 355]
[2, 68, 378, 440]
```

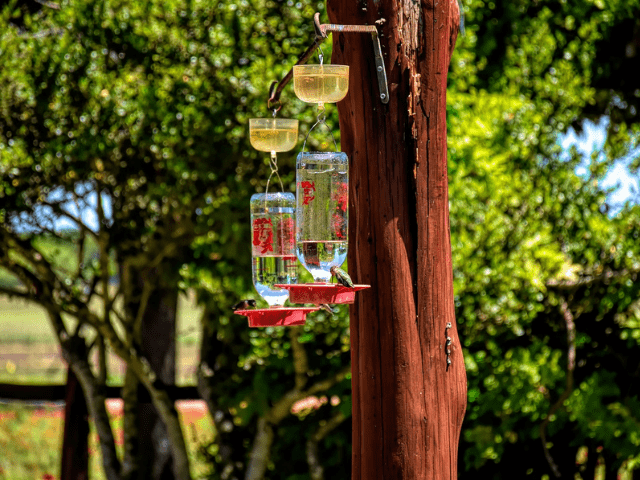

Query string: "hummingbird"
[319, 304, 338, 315]
[232, 299, 257, 311]
[330, 266, 354, 288]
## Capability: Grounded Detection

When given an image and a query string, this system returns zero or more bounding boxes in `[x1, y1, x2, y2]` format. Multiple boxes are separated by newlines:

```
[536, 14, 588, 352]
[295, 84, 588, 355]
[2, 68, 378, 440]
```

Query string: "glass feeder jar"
[250, 192, 298, 306]
[249, 118, 299, 153]
[296, 151, 348, 282]
[293, 65, 349, 106]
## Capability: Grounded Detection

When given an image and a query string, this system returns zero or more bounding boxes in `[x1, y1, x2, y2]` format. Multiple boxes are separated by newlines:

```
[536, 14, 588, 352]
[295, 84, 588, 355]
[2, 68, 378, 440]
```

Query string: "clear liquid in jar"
[250, 193, 297, 306]
[252, 255, 298, 306]
[296, 152, 348, 282]
[296, 241, 347, 283]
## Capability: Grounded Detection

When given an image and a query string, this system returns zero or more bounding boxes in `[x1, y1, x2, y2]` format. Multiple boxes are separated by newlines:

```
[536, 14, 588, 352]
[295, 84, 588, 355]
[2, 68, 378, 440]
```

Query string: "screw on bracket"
[445, 322, 453, 370]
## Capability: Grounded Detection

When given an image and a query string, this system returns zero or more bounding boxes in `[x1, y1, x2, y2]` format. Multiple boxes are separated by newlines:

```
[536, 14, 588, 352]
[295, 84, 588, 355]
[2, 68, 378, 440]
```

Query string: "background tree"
[2, 0, 640, 479]
[448, 0, 640, 477]
[0, 1, 349, 479]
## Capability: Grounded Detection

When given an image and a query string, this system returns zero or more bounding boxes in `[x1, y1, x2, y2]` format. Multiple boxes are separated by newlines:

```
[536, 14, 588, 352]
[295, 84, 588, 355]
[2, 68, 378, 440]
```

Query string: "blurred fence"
[0, 337, 200, 386]
[0, 382, 200, 402]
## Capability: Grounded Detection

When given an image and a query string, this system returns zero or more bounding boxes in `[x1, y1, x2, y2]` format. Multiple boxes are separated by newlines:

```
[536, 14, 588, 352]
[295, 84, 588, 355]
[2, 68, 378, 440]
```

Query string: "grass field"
[0, 291, 203, 385]
[0, 399, 214, 480]
[0, 288, 211, 479]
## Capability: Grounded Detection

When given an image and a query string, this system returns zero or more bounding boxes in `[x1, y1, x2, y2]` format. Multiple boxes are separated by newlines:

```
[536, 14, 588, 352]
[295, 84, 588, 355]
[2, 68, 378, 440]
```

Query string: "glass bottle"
[296, 151, 348, 282]
[250, 192, 298, 306]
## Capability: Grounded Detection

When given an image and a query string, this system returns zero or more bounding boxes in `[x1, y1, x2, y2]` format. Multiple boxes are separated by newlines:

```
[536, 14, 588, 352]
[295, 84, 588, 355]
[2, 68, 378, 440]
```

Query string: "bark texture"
[60, 367, 89, 480]
[326, 0, 467, 478]
[138, 281, 177, 480]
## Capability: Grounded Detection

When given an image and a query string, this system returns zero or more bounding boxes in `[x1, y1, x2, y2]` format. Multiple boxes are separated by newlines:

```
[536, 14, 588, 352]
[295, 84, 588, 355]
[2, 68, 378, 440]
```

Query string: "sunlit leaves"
[450, 1, 640, 475]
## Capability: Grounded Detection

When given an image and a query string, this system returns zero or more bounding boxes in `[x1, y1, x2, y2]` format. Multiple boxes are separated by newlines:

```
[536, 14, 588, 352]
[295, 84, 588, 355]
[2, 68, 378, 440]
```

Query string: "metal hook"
[264, 151, 284, 209]
[313, 12, 326, 39]
[267, 80, 282, 113]
[267, 13, 389, 107]
[302, 109, 338, 153]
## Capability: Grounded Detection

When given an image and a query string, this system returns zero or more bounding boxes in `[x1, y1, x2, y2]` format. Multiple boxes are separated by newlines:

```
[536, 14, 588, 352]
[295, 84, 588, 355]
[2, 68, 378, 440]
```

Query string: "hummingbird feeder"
[286, 149, 369, 304]
[289, 47, 370, 304]
[235, 306, 319, 327]
[235, 122, 320, 327]
[238, 12, 383, 322]
[275, 283, 370, 304]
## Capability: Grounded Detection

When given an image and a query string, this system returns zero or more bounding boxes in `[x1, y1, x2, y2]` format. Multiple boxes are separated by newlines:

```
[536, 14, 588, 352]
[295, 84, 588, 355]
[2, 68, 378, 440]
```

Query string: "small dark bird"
[330, 266, 354, 288]
[232, 299, 257, 311]
[319, 304, 337, 315]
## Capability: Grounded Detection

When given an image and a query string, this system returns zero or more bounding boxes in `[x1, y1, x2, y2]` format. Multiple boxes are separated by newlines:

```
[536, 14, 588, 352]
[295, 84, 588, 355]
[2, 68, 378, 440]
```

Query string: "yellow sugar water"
[249, 118, 298, 152]
[250, 126, 298, 152]
[293, 65, 349, 104]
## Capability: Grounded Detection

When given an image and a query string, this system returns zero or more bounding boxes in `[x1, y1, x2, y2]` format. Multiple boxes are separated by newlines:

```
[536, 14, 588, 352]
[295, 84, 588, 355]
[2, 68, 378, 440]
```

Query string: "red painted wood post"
[326, 0, 467, 478]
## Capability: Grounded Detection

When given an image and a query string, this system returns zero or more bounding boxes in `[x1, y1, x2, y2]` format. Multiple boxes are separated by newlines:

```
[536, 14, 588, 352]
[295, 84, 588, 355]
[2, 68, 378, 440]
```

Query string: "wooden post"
[326, 0, 467, 478]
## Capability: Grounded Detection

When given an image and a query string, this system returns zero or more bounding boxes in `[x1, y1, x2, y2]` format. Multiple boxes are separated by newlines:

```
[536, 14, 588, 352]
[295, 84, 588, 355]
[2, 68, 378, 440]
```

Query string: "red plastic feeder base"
[274, 283, 370, 305]
[234, 307, 319, 327]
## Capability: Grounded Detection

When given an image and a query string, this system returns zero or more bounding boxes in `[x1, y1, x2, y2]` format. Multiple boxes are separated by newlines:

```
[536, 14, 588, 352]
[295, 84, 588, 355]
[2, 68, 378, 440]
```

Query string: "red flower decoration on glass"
[300, 181, 316, 205]
[333, 182, 348, 212]
[279, 217, 295, 253]
[252, 218, 274, 255]
[332, 213, 346, 239]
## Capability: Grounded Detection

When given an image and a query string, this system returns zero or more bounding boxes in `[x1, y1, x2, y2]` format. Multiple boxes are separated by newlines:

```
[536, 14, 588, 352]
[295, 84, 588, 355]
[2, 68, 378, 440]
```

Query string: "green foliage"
[0, 0, 345, 478]
[1, 0, 640, 478]
[450, 0, 640, 477]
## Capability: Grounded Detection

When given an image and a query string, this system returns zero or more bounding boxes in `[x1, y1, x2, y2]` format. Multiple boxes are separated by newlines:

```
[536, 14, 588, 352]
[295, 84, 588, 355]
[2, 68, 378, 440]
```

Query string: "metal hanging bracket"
[267, 12, 389, 110]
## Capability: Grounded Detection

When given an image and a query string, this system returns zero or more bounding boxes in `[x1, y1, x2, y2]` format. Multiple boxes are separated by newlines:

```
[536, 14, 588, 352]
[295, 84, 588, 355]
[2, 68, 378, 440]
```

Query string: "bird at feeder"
[330, 266, 354, 288]
[232, 299, 257, 311]
[320, 304, 338, 315]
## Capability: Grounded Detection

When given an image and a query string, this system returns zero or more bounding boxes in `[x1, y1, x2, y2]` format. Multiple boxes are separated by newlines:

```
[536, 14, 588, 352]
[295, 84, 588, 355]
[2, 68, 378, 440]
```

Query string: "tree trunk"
[122, 265, 178, 480]
[326, 1, 467, 478]
[60, 367, 89, 480]
[138, 279, 178, 480]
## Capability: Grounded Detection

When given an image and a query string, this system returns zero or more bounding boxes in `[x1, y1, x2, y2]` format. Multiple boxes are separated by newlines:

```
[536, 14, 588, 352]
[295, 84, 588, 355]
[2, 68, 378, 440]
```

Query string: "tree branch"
[304, 365, 351, 396]
[245, 417, 275, 480]
[246, 363, 351, 480]
[78, 306, 192, 480]
[97, 335, 107, 386]
[290, 327, 309, 390]
[47, 309, 122, 480]
[122, 367, 140, 480]
[540, 297, 576, 478]
[0, 248, 45, 297]
[96, 190, 114, 325]
[547, 265, 640, 290]
[77, 226, 86, 279]
[1, 229, 62, 289]
[31, 198, 99, 241]
[306, 410, 347, 480]
[133, 279, 153, 337]
[34, 0, 61, 10]
[0, 285, 32, 301]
